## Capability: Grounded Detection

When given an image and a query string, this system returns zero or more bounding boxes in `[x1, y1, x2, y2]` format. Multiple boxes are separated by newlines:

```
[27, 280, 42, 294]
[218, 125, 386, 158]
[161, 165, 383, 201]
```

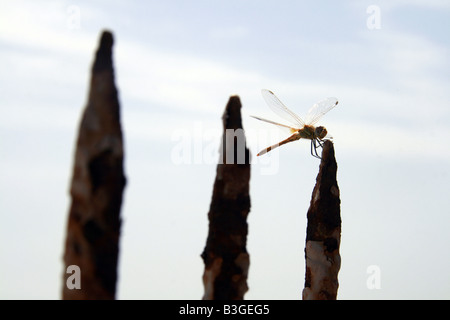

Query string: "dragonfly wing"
[261, 89, 305, 128]
[304, 97, 338, 126]
[250, 115, 298, 133]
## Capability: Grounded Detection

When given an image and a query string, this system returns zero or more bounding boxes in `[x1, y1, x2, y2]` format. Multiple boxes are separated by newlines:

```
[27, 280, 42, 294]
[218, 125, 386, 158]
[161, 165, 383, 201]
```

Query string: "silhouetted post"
[303, 140, 341, 300]
[201, 96, 251, 300]
[62, 30, 126, 300]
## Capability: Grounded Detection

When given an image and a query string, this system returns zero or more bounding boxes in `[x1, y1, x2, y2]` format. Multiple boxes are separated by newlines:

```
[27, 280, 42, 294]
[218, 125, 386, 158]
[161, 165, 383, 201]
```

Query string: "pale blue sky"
[1, 0, 449, 299]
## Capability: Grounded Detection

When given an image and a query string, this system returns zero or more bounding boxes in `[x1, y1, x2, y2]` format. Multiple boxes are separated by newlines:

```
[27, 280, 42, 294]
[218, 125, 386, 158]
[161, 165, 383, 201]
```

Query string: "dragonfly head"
[315, 126, 327, 139]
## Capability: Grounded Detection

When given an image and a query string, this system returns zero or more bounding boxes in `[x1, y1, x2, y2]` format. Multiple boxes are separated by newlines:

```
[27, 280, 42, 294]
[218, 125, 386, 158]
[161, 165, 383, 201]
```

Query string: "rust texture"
[62, 30, 126, 300]
[201, 96, 251, 300]
[303, 140, 341, 300]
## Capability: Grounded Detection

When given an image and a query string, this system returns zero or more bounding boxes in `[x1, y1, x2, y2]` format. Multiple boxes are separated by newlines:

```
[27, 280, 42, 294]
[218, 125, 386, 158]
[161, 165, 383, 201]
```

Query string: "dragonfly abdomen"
[256, 132, 301, 156]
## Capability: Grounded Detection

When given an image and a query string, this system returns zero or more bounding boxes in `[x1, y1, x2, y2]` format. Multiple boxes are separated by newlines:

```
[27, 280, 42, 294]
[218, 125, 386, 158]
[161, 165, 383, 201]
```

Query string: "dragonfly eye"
[315, 126, 327, 139]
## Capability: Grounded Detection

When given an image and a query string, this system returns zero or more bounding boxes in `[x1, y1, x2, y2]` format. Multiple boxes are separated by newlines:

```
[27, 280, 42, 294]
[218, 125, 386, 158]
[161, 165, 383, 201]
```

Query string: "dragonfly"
[251, 89, 338, 159]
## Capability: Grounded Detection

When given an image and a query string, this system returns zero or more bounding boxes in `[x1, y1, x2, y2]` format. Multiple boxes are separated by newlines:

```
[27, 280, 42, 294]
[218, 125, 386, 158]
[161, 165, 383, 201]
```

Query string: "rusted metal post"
[303, 140, 341, 300]
[201, 96, 251, 300]
[62, 30, 126, 300]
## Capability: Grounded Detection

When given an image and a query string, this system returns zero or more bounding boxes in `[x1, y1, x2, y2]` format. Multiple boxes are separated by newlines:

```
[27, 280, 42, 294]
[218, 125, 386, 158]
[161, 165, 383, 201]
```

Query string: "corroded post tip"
[303, 139, 341, 300]
[100, 30, 114, 48]
[201, 95, 251, 300]
[63, 29, 124, 300]
[222, 95, 243, 130]
[93, 30, 114, 72]
[320, 140, 335, 164]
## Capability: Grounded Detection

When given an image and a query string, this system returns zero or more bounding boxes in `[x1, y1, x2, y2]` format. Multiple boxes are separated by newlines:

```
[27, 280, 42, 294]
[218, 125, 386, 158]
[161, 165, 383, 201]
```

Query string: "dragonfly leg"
[311, 139, 322, 159]
[316, 138, 324, 148]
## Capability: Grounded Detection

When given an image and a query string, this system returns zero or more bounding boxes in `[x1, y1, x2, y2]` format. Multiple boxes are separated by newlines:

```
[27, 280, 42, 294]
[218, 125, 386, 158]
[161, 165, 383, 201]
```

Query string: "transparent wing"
[304, 97, 338, 126]
[250, 115, 299, 133]
[261, 89, 305, 128]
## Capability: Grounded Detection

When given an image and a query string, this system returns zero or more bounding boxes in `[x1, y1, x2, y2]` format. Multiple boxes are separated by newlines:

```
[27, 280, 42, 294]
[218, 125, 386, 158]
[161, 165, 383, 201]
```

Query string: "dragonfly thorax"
[299, 125, 322, 140]
[297, 125, 328, 140]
